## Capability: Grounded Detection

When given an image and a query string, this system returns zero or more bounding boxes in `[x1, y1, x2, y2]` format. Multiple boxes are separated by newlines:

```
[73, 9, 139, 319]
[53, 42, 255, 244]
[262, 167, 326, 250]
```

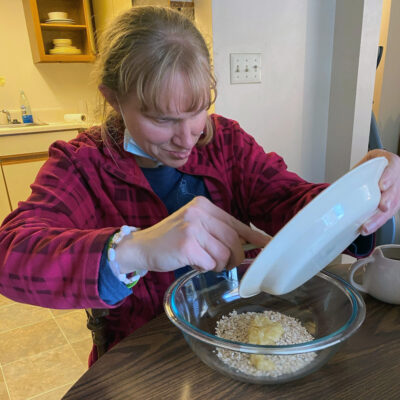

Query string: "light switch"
[230, 53, 262, 84]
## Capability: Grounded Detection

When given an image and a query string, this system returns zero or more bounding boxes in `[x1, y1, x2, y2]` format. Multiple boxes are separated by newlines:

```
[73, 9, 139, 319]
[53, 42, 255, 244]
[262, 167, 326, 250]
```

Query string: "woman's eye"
[153, 117, 171, 124]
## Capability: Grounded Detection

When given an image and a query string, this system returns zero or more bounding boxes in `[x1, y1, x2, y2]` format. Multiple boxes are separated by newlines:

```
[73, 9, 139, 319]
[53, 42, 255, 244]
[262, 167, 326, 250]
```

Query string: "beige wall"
[212, 0, 337, 182]
[0, 0, 211, 125]
[91, 0, 132, 39]
[212, 0, 383, 183]
[0, 0, 98, 124]
[194, 0, 213, 113]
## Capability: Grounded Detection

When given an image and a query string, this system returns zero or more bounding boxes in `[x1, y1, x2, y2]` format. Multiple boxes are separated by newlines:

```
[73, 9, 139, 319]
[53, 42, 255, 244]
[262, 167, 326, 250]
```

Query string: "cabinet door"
[2, 159, 47, 210]
[0, 130, 79, 157]
[0, 169, 12, 223]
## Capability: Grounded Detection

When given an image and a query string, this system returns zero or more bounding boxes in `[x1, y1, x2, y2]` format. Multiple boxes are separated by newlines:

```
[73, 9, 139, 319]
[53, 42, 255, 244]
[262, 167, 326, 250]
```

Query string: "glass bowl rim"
[164, 269, 366, 355]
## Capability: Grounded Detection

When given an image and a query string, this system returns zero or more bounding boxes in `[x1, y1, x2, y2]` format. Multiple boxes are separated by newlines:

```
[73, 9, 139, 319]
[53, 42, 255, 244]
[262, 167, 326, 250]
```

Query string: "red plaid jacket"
[0, 114, 327, 362]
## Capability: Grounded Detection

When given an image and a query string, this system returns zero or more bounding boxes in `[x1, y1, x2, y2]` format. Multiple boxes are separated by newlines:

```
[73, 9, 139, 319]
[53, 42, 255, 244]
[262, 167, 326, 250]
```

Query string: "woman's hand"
[115, 196, 270, 273]
[357, 149, 400, 235]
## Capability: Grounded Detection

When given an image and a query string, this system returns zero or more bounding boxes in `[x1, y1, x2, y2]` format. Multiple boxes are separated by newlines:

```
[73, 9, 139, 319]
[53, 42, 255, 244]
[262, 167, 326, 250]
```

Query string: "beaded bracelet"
[107, 225, 147, 289]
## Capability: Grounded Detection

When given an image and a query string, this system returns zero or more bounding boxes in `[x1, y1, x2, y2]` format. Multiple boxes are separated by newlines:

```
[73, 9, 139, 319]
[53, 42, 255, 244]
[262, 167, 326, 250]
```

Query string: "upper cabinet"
[22, 0, 96, 63]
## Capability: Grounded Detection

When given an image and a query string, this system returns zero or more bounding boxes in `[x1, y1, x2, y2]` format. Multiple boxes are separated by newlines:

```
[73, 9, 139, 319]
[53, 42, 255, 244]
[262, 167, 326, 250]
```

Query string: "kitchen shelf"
[22, 0, 96, 63]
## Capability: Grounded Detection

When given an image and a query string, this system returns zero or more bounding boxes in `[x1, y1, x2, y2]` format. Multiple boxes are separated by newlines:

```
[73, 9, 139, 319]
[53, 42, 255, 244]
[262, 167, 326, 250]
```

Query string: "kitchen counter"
[0, 122, 89, 136]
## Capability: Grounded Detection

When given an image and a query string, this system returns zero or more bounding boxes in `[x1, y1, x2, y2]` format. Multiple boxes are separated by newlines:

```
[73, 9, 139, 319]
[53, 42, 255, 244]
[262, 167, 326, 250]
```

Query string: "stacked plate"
[45, 11, 75, 25]
[49, 38, 81, 55]
[45, 18, 75, 24]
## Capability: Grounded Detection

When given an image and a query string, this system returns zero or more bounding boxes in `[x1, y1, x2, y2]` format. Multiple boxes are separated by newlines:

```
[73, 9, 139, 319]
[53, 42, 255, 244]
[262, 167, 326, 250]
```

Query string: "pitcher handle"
[348, 256, 374, 292]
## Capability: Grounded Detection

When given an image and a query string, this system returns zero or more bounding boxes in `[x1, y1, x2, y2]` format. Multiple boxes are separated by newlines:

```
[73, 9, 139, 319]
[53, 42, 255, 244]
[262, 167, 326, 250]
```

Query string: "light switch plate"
[230, 53, 262, 84]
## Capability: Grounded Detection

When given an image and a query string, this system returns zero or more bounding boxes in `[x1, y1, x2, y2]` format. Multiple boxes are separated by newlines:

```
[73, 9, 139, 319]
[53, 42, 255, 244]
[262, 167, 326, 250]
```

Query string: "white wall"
[211, 0, 383, 183]
[378, 0, 400, 153]
[211, 0, 336, 182]
[0, 0, 98, 124]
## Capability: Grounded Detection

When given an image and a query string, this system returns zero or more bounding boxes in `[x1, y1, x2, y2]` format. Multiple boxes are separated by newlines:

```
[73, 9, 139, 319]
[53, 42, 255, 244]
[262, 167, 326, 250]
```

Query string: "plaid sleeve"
[0, 141, 118, 309]
[215, 117, 329, 235]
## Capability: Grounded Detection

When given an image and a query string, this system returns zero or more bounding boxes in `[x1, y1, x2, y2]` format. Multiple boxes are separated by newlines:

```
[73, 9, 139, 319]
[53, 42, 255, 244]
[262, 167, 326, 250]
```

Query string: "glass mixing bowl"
[164, 260, 366, 384]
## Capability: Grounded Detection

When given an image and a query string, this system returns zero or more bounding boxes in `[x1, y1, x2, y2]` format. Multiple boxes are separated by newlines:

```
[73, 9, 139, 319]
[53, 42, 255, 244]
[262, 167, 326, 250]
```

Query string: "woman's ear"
[98, 84, 120, 112]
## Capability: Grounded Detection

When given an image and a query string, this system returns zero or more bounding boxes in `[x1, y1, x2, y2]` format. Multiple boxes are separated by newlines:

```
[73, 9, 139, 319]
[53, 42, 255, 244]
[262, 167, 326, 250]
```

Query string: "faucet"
[1, 109, 12, 124]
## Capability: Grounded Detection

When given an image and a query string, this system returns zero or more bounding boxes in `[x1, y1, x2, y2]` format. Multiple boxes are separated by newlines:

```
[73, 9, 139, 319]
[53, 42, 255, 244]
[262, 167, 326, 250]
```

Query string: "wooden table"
[63, 265, 400, 400]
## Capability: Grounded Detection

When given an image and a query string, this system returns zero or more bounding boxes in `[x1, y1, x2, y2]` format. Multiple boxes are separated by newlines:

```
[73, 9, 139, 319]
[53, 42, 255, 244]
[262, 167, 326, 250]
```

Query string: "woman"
[0, 6, 399, 366]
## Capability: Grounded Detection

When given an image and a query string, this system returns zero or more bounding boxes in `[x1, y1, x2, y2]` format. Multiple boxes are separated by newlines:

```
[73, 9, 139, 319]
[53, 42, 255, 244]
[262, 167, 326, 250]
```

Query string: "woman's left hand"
[357, 149, 400, 235]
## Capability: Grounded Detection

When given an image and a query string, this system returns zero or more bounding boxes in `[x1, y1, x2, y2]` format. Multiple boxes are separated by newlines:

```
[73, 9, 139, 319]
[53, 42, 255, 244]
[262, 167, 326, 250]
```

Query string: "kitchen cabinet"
[2, 158, 47, 212]
[22, 0, 96, 63]
[0, 128, 80, 223]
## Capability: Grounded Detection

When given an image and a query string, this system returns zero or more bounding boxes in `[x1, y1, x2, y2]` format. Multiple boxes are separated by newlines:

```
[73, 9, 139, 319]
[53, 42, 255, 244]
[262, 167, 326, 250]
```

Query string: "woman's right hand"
[115, 196, 270, 274]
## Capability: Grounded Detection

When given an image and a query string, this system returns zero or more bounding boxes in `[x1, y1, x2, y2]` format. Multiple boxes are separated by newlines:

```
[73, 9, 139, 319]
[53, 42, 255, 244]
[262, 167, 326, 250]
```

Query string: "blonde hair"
[93, 6, 217, 147]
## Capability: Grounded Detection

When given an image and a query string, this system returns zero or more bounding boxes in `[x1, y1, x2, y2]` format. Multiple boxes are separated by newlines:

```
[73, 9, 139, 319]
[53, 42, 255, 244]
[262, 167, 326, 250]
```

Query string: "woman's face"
[118, 74, 208, 168]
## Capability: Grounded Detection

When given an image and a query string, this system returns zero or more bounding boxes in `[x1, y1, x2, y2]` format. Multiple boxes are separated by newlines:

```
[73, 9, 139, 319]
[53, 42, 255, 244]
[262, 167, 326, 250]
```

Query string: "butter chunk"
[250, 354, 276, 371]
[248, 314, 284, 371]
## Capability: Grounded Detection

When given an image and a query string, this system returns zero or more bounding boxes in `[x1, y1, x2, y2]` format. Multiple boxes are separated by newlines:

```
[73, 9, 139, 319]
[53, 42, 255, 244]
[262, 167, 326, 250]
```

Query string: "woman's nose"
[172, 121, 198, 148]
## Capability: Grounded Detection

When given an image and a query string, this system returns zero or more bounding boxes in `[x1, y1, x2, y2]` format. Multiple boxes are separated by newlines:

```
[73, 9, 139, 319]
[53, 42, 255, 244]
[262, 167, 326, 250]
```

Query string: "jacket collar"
[100, 132, 222, 186]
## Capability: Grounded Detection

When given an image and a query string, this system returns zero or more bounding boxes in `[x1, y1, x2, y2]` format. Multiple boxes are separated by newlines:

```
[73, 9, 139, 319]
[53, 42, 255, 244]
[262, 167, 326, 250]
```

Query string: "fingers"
[182, 196, 269, 272]
[189, 196, 270, 248]
[378, 188, 392, 213]
[355, 148, 391, 166]
[361, 190, 396, 235]
[361, 209, 391, 235]
[185, 241, 219, 271]
[240, 229, 272, 248]
[193, 212, 245, 271]
[130, 196, 271, 274]
[378, 155, 399, 191]
[357, 150, 400, 235]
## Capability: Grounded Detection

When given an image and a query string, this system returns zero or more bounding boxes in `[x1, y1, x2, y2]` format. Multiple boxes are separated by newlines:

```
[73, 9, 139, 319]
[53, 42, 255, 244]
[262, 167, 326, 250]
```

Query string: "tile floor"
[0, 294, 93, 400]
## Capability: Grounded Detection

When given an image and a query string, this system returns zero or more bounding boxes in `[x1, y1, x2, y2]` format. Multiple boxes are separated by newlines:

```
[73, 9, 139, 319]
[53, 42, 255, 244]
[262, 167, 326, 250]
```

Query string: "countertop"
[0, 122, 89, 136]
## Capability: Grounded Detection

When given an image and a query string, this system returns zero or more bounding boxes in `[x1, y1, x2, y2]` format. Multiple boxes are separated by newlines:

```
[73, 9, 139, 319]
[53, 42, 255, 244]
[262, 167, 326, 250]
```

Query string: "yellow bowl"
[53, 38, 72, 46]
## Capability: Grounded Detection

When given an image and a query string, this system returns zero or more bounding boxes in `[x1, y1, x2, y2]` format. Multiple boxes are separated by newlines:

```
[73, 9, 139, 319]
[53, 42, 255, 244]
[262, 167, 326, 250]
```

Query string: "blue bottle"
[19, 90, 34, 124]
